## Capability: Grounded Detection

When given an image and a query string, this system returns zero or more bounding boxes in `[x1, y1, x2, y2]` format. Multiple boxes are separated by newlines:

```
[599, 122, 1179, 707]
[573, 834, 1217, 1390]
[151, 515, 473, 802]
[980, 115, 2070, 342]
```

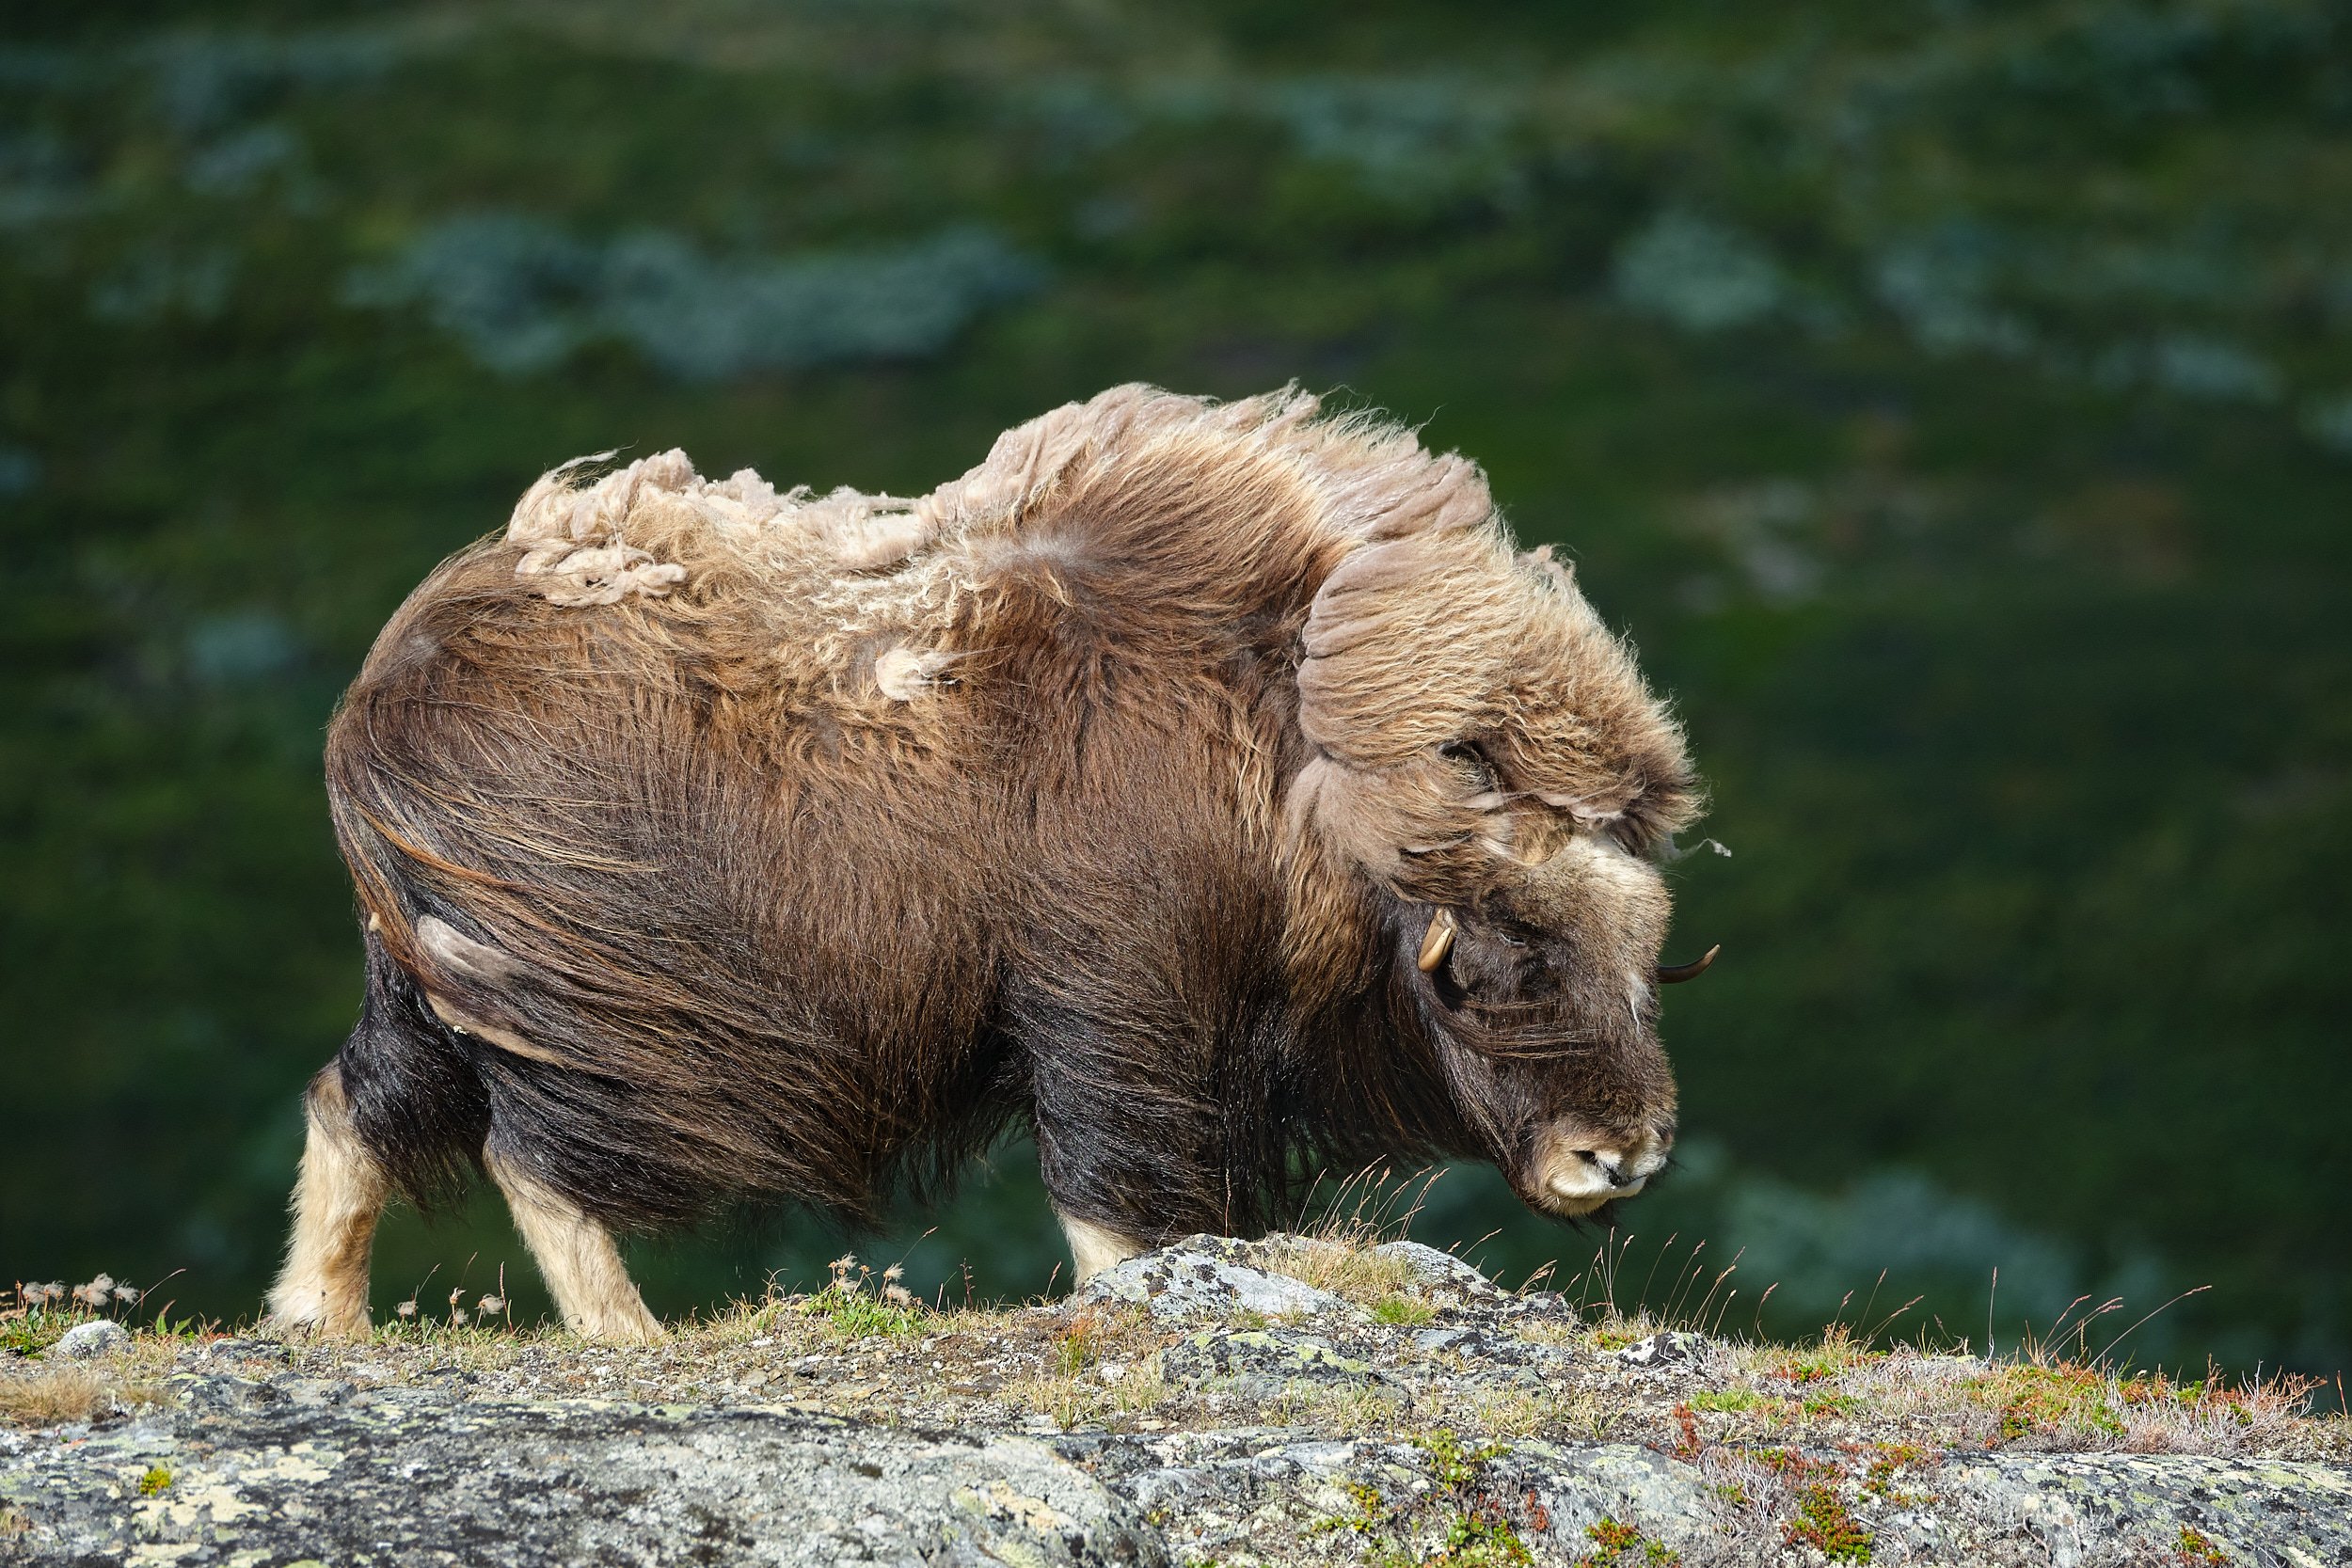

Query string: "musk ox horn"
[1417, 908, 1459, 973]
[1655, 944, 1721, 985]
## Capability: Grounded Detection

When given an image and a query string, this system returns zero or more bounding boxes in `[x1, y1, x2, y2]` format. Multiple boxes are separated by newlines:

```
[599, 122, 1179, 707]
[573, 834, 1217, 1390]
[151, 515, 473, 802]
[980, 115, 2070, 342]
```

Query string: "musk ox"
[267, 384, 1711, 1343]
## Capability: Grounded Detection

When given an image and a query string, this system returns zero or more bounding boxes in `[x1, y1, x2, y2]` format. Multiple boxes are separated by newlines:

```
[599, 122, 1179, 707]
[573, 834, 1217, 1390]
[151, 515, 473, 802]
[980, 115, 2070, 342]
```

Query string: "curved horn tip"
[1655, 943, 1721, 985]
[1417, 908, 1459, 973]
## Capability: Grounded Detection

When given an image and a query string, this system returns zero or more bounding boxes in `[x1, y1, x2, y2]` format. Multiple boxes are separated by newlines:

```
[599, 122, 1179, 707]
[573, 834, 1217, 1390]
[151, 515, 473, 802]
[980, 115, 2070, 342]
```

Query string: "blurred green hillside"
[3, 1, 2345, 1379]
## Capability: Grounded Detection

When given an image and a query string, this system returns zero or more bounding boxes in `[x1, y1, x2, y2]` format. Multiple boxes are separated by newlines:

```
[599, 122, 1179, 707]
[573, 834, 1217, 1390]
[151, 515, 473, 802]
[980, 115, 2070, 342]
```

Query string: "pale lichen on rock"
[4, 1236, 2345, 1565]
[7, 1382, 1165, 1566]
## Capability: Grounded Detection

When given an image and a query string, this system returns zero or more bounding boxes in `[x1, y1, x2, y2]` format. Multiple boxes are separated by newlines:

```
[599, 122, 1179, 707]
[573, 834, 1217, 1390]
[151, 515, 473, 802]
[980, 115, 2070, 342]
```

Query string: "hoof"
[262, 1290, 372, 1341]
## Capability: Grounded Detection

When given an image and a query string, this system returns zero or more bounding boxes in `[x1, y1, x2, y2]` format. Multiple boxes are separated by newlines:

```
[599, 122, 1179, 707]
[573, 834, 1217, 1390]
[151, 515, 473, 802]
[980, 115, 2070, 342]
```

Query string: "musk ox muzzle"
[267, 384, 1710, 1341]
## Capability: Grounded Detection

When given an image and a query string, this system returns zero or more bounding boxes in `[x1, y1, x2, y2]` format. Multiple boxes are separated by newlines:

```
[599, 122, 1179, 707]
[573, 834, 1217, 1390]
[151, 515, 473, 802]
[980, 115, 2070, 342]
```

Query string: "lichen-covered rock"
[1070, 1235, 1358, 1323]
[1614, 1330, 1708, 1371]
[1158, 1329, 1388, 1401]
[1883, 1449, 2352, 1567]
[1064, 1429, 1725, 1561]
[184, 1337, 289, 1367]
[6, 1234, 2346, 1566]
[0, 1374, 1167, 1567]
[48, 1320, 131, 1360]
[1365, 1242, 1505, 1308]
[1405, 1324, 1576, 1386]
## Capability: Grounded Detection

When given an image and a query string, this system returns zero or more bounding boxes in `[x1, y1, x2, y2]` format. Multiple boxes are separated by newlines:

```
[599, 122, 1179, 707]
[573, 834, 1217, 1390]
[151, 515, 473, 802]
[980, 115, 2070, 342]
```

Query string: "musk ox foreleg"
[485, 1145, 663, 1343]
[265, 1065, 389, 1338]
[1021, 965, 1281, 1274]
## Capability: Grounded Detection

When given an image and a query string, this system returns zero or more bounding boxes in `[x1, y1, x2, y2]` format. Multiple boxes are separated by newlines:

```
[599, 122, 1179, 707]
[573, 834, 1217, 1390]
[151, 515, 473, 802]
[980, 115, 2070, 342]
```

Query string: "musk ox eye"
[1600, 811, 1667, 859]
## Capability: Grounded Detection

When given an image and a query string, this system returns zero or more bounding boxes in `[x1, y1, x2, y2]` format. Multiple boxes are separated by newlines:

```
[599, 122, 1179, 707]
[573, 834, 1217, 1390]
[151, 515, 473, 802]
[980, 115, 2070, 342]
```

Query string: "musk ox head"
[1291, 493, 1703, 1224]
[1406, 814, 1686, 1222]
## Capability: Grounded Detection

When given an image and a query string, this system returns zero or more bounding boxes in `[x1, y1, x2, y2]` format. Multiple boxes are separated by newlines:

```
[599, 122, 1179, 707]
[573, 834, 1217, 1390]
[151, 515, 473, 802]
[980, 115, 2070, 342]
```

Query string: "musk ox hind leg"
[267, 923, 491, 1334]
[485, 1144, 663, 1344]
[1055, 1209, 1149, 1283]
[265, 1064, 390, 1338]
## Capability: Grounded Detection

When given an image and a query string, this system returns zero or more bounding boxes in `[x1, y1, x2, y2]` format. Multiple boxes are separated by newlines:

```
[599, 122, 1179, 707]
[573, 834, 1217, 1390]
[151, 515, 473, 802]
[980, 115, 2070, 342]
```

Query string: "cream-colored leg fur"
[1057, 1210, 1147, 1283]
[485, 1148, 663, 1343]
[265, 1068, 389, 1338]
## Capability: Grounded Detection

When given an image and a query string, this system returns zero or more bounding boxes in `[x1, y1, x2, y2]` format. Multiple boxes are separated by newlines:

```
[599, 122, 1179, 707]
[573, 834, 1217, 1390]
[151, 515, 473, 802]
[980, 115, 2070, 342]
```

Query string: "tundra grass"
[9, 1281, 2337, 1467]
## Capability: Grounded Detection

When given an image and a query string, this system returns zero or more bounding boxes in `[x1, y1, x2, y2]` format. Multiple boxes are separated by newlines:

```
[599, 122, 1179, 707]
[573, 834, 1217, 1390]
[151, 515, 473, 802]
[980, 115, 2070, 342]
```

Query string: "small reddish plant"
[1670, 1402, 1701, 1461]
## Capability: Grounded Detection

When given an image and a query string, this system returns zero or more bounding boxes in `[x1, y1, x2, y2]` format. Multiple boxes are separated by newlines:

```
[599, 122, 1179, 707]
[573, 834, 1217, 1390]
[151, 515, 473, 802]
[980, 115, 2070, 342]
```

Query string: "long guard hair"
[324, 385, 1696, 1248]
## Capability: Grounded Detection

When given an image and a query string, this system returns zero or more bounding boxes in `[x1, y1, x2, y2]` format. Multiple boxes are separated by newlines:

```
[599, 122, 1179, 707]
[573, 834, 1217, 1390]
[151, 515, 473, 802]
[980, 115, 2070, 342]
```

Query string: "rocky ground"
[4, 1236, 2346, 1566]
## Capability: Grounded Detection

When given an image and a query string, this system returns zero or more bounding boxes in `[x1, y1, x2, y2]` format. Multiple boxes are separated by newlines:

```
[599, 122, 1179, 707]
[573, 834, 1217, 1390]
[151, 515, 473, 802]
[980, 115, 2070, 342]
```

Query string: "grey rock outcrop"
[1362, 1241, 1504, 1308]
[5, 1235, 2346, 1566]
[1157, 1328, 1388, 1401]
[1880, 1449, 2352, 1567]
[2, 1376, 1165, 1567]
[1070, 1234, 1357, 1323]
[1065, 1428, 1724, 1559]
[1614, 1330, 1707, 1370]
[47, 1321, 130, 1361]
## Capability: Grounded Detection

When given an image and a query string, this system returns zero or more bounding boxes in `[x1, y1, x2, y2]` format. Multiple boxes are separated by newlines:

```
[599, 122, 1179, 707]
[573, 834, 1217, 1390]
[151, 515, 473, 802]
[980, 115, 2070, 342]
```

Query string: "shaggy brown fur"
[285, 385, 1700, 1332]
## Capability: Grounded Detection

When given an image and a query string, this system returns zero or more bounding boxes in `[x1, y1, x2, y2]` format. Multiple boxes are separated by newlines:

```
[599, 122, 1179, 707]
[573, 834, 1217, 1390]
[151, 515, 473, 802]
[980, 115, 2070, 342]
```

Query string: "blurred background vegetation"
[4, 0, 2345, 1385]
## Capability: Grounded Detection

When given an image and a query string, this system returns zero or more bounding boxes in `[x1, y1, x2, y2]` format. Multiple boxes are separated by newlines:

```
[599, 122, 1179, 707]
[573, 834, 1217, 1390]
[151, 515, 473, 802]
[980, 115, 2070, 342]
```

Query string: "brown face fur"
[1405, 828, 1683, 1218]
[315, 385, 1701, 1265]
